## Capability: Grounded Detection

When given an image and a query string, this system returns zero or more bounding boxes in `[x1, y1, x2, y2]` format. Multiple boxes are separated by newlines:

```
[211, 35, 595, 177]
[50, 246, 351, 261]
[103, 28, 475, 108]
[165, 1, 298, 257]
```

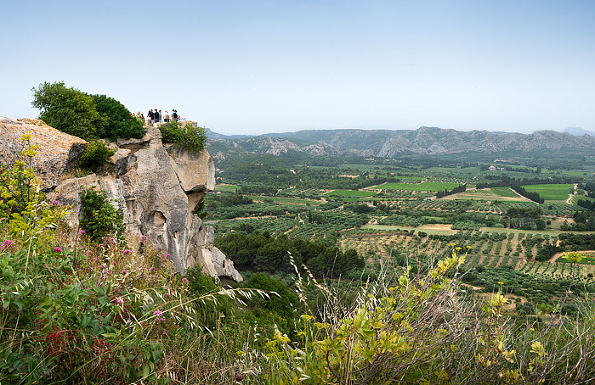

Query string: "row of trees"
[215, 231, 364, 278]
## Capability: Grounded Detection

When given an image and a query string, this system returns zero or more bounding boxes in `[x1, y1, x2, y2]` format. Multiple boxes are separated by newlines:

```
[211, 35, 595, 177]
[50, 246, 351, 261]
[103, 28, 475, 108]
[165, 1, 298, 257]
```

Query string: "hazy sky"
[2, 0, 594, 136]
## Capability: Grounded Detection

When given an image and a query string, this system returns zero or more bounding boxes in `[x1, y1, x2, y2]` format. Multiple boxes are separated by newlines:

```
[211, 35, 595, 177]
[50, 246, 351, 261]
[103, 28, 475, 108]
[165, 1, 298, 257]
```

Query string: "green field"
[522, 184, 574, 201]
[377, 182, 463, 192]
[214, 184, 241, 192]
[326, 189, 378, 198]
[491, 187, 521, 198]
[245, 196, 320, 205]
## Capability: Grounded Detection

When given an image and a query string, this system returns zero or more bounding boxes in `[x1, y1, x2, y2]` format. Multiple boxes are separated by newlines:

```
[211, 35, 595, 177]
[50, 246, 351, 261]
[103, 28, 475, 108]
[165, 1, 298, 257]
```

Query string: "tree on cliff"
[91, 94, 145, 140]
[31, 81, 107, 140]
[31, 81, 144, 141]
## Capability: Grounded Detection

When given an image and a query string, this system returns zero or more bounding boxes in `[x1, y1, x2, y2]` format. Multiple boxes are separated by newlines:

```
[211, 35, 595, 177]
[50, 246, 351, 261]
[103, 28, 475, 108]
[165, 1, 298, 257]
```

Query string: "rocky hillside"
[208, 126, 595, 158]
[0, 117, 241, 282]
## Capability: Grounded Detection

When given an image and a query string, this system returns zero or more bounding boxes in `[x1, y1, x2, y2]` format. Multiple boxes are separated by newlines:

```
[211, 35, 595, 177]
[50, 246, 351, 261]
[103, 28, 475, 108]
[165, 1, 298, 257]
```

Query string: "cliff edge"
[0, 117, 242, 282]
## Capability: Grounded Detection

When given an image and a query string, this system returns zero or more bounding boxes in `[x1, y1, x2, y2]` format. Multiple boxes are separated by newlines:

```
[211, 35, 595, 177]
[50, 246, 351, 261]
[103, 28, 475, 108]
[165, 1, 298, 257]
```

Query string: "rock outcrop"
[0, 116, 87, 190]
[0, 117, 242, 282]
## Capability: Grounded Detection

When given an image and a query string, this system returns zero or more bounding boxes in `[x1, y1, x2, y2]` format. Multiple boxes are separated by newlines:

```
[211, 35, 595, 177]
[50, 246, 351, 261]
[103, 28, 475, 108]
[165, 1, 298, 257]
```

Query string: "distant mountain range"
[563, 127, 595, 137]
[206, 126, 595, 159]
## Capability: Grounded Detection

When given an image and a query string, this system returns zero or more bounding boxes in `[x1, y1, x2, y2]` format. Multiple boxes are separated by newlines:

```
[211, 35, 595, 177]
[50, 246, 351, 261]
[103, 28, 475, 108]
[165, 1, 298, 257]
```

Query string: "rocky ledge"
[0, 117, 241, 282]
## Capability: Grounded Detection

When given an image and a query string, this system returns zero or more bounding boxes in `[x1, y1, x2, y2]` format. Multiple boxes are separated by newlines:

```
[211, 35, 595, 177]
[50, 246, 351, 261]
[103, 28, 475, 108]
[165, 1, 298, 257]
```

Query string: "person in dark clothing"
[148, 109, 154, 124]
[153, 109, 160, 125]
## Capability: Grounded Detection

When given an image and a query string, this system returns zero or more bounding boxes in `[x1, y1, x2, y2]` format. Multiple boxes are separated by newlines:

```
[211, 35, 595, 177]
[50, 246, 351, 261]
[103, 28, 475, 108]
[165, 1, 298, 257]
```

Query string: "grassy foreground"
[2, 143, 595, 384]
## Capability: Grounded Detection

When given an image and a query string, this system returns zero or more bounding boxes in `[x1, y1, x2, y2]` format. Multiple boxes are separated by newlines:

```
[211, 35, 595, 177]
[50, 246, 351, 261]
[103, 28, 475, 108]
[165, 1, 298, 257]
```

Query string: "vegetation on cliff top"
[31, 81, 145, 141]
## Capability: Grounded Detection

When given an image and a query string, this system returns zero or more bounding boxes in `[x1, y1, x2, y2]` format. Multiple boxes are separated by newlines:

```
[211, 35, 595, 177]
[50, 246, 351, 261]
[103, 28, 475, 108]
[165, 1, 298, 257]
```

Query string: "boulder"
[0, 116, 87, 190]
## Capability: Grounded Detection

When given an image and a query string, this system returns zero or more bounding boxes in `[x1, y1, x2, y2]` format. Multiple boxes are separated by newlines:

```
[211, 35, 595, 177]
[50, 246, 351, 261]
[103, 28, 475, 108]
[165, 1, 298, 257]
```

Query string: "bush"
[31, 81, 145, 141]
[79, 187, 125, 243]
[159, 120, 207, 153]
[75, 140, 115, 173]
[91, 94, 145, 140]
[31, 81, 108, 140]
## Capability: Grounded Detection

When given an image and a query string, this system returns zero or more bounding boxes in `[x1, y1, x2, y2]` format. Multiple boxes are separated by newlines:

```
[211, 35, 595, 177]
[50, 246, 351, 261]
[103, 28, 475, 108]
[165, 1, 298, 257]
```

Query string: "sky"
[2, 0, 595, 136]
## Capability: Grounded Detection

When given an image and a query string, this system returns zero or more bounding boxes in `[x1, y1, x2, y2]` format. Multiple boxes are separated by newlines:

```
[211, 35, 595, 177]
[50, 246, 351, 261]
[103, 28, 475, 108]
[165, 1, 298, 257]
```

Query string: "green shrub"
[0, 134, 39, 217]
[31, 81, 145, 141]
[159, 120, 207, 153]
[91, 94, 145, 140]
[75, 140, 115, 173]
[79, 187, 125, 243]
[31, 81, 108, 140]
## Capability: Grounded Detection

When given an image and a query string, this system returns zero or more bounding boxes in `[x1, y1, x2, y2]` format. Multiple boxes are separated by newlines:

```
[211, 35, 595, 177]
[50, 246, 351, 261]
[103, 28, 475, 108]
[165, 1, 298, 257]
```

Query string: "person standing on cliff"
[164, 111, 170, 123]
[148, 109, 154, 124]
[153, 109, 160, 125]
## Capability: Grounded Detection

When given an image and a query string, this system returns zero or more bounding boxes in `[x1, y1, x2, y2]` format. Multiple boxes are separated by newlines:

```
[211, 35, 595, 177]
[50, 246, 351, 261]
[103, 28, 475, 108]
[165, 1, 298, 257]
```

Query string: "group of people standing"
[132, 109, 182, 126]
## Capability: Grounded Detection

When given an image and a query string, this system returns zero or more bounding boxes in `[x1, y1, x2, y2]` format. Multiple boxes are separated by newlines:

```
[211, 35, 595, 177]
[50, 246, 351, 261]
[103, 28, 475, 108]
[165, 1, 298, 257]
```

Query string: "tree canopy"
[31, 81, 144, 141]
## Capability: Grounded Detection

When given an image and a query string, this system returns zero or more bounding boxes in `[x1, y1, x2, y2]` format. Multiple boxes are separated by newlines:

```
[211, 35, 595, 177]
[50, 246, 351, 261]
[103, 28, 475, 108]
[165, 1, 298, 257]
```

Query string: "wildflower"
[1, 240, 15, 251]
[153, 310, 163, 317]
[51, 200, 59, 205]
[98, 243, 104, 247]
[121, 269, 128, 274]
[149, 267, 155, 272]
[162, 331, 168, 335]
[182, 277, 188, 283]
[122, 249, 131, 255]
[53, 246, 62, 252]
[78, 229, 86, 235]
[140, 235, 147, 243]
[115, 298, 124, 304]
[109, 237, 116, 244]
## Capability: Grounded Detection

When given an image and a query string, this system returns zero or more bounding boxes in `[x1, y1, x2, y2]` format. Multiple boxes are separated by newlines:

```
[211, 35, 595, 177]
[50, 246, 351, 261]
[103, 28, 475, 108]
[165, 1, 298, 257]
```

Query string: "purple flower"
[53, 246, 62, 252]
[115, 298, 124, 304]
[149, 267, 155, 272]
[51, 200, 59, 206]
[1, 240, 15, 251]
[162, 331, 168, 335]
[121, 269, 128, 274]
[182, 278, 188, 283]
[122, 249, 131, 255]
[153, 310, 163, 317]
[140, 235, 147, 243]
[98, 243, 104, 247]
[78, 230, 86, 235]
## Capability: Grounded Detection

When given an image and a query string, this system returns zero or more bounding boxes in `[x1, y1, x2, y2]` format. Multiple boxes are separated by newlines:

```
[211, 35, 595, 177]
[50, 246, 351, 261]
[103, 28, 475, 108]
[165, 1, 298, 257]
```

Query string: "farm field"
[209, 152, 595, 316]
[245, 195, 321, 205]
[326, 189, 378, 198]
[376, 181, 463, 191]
[441, 187, 528, 202]
[214, 184, 241, 192]
[522, 183, 574, 201]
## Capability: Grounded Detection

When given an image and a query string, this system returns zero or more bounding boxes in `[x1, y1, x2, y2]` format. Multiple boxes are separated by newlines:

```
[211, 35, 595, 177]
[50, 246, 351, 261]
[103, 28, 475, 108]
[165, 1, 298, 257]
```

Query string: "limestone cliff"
[0, 117, 241, 282]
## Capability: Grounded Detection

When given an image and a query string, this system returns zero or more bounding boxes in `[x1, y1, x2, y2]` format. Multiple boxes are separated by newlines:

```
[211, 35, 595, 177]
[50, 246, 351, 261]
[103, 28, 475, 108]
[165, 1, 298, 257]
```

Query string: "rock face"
[0, 116, 87, 190]
[11, 122, 244, 282]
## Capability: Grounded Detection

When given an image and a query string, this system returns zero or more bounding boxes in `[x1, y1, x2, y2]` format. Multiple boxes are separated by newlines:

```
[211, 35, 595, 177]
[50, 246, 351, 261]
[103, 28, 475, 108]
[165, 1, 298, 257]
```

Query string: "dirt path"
[566, 183, 578, 204]
[548, 250, 595, 263]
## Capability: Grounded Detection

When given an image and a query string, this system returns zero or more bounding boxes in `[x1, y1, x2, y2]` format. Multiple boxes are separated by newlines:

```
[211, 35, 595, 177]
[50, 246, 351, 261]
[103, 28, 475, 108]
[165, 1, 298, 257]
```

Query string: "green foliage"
[31, 81, 108, 140]
[0, 134, 39, 217]
[75, 140, 115, 173]
[31, 81, 146, 141]
[159, 120, 207, 153]
[79, 187, 125, 243]
[216, 232, 364, 278]
[244, 272, 297, 320]
[91, 94, 145, 140]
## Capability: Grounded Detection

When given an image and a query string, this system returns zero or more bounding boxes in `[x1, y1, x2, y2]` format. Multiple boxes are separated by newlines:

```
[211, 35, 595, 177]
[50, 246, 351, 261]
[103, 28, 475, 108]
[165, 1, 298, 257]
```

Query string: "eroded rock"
[0, 116, 87, 190]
